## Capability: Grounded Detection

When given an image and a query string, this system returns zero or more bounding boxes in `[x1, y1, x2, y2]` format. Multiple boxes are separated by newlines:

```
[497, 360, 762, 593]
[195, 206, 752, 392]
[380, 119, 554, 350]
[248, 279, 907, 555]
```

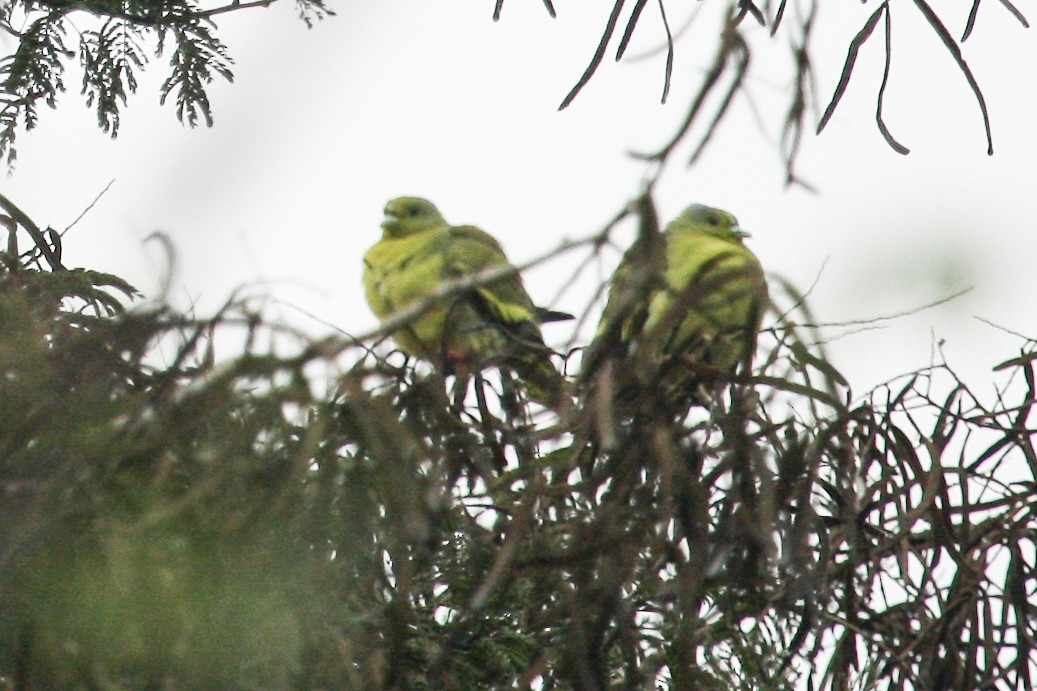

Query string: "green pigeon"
[363, 196, 571, 409]
[594, 203, 768, 397]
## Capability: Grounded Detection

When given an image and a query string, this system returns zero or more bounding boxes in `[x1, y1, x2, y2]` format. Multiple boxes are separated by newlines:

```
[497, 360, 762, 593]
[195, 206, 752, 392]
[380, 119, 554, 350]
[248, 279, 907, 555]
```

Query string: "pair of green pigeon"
[362, 196, 768, 409]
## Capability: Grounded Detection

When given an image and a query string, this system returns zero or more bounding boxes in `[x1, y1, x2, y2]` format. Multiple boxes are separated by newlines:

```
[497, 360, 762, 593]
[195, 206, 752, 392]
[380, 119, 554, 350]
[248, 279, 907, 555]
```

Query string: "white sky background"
[4, 0, 1036, 397]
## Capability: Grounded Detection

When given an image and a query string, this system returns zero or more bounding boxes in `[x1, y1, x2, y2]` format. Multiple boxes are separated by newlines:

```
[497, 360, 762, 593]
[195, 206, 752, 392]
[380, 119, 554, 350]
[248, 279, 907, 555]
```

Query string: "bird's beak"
[733, 226, 751, 239]
[381, 212, 399, 229]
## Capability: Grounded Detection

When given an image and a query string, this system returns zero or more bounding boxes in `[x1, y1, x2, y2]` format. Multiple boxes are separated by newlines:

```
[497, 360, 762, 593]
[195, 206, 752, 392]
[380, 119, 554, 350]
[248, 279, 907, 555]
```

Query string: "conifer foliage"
[0, 0, 333, 165]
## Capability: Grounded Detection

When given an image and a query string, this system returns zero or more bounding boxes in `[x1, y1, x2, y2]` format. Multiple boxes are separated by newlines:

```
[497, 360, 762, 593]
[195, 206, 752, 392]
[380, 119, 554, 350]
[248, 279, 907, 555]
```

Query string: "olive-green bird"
[363, 196, 572, 409]
[594, 203, 768, 397]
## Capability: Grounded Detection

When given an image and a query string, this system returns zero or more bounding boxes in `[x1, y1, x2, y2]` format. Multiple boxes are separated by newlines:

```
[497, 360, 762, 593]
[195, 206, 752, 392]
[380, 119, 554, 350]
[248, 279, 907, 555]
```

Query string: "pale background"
[3, 2, 1034, 396]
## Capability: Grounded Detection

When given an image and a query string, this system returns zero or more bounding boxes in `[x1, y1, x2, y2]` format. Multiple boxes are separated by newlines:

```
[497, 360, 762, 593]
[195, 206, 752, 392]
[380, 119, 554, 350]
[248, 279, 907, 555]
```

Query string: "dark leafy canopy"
[2, 198, 1036, 689]
[0, 0, 334, 166]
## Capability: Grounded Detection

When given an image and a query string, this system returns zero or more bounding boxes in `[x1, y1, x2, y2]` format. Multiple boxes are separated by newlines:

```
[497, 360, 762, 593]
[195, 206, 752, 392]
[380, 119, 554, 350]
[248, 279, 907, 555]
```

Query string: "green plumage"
[363, 197, 570, 408]
[596, 203, 768, 392]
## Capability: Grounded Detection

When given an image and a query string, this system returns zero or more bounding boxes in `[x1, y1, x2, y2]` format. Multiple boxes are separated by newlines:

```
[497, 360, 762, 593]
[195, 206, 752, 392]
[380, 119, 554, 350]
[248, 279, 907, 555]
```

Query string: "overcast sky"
[4, 1, 1035, 395]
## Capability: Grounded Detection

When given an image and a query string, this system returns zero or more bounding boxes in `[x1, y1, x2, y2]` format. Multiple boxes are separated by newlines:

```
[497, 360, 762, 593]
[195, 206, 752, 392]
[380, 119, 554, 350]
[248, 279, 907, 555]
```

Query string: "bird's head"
[673, 204, 749, 243]
[381, 197, 446, 237]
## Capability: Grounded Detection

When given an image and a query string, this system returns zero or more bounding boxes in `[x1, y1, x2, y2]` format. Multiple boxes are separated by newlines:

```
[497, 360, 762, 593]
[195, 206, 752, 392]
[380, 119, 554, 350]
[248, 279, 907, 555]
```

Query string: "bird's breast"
[364, 232, 449, 314]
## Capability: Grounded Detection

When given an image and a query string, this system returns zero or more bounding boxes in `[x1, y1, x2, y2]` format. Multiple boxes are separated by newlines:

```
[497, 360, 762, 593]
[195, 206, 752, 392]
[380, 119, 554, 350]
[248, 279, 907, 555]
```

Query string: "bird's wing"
[445, 225, 569, 409]
[597, 229, 667, 344]
[445, 225, 545, 343]
[650, 229, 767, 371]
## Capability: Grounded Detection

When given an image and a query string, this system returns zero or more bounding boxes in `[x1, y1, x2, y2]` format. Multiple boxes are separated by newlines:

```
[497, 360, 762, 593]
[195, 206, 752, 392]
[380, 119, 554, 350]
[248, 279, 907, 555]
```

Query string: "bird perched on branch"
[363, 196, 572, 410]
[592, 203, 768, 403]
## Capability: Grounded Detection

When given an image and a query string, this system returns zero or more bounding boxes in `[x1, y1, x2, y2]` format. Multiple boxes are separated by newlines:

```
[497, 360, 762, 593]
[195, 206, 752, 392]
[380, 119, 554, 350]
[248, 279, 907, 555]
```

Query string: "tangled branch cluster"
[1, 201, 1034, 689]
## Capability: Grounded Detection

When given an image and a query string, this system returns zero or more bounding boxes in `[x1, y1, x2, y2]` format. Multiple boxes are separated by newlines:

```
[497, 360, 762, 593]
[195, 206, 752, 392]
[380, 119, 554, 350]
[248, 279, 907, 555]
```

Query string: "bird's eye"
[706, 213, 720, 226]
[407, 207, 421, 217]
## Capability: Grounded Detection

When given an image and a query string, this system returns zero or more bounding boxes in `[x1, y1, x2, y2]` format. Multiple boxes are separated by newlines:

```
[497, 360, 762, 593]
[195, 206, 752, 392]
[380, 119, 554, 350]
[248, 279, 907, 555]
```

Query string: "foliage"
[1, 1, 1034, 687]
[1, 196, 1035, 689]
[0, 0, 334, 166]
[494, 0, 1028, 184]
[1, 0, 1029, 176]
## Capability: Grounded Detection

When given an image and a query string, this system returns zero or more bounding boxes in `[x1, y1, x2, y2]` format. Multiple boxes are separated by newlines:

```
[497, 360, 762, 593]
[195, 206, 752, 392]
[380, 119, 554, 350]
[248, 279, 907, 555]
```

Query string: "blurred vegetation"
[1, 194, 1035, 689]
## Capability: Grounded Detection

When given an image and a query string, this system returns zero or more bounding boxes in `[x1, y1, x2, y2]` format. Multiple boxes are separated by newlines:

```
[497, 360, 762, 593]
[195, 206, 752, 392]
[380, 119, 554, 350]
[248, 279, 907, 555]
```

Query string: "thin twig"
[63, 178, 115, 234]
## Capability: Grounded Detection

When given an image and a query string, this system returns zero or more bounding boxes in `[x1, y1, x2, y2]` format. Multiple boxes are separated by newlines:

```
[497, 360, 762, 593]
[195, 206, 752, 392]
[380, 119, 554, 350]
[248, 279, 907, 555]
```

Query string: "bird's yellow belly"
[365, 238, 499, 362]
